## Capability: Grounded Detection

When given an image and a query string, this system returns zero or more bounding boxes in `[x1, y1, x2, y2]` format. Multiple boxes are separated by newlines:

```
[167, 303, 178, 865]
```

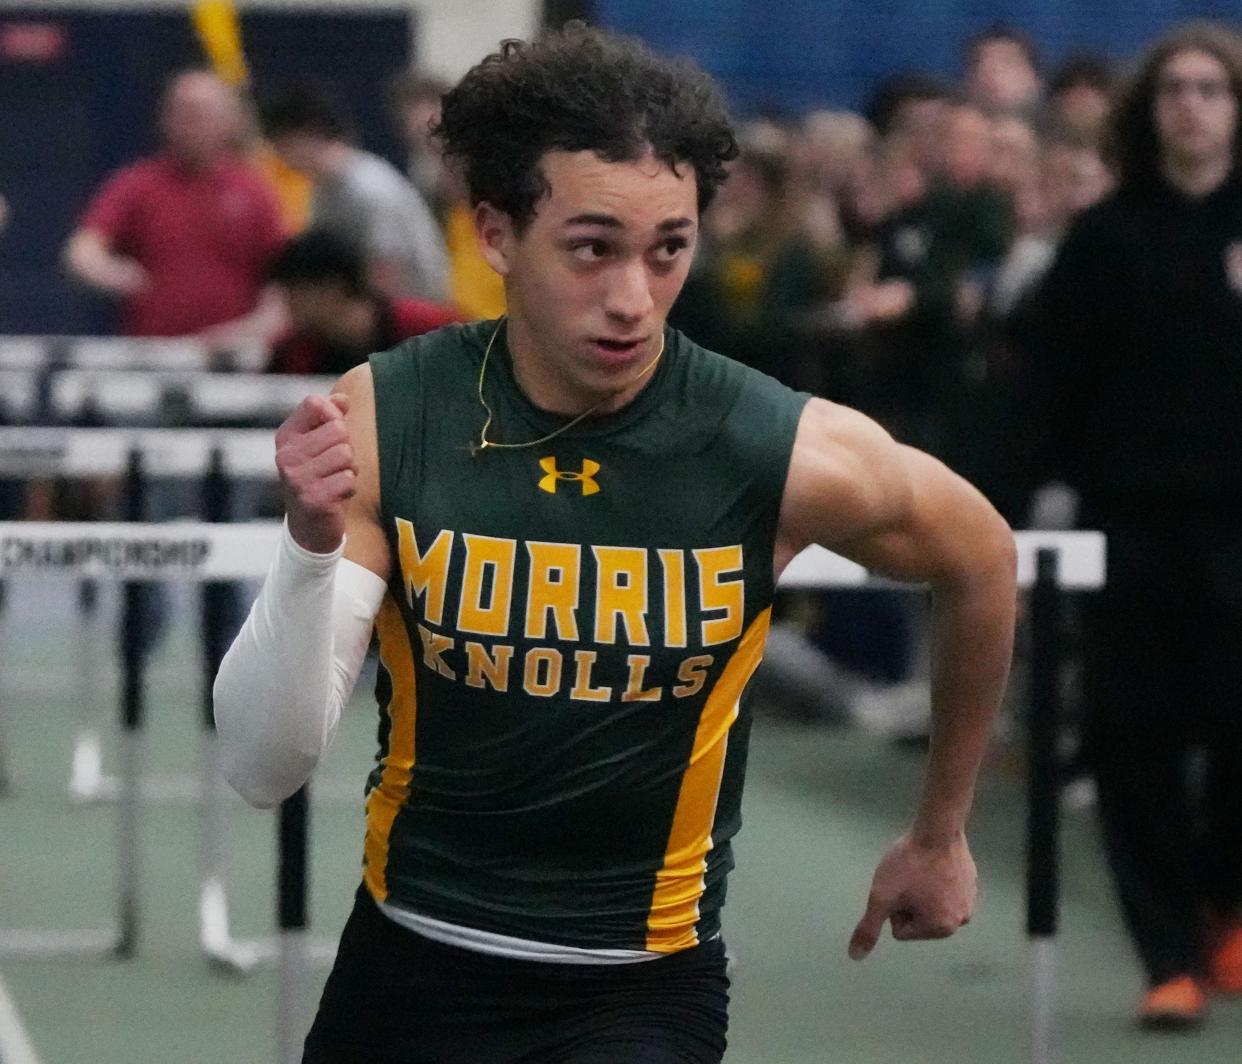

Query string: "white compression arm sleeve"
[213, 521, 387, 808]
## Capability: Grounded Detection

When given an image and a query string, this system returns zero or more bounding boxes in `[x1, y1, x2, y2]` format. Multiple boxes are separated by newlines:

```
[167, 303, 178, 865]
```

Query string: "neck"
[167, 150, 220, 174]
[1161, 151, 1231, 198]
[318, 142, 354, 179]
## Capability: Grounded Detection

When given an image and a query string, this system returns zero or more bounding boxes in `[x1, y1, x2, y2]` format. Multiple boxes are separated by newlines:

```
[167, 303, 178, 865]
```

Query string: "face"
[944, 106, 994, 187]
[160, 72, 241, 166]
[797, 112, 872, 192]
[400, 97, 441, 150]
[476, 149, 699, 414]
[969, 40, 1041, 111]
[282, 281, 350, 339]
[895, 97, 950, 173]
[990, 115, 1040, 192]
[1053, 82, 1111, 137]
[1154, 49, 1237, 168]
[873, 137, 926, 211]
[712, 158, 773, 234]
[1042, 144, 1112, 226]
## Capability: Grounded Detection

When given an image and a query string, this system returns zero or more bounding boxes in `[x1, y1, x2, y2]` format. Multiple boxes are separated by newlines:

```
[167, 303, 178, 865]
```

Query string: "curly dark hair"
[1109, 21, 1242, 189]
[434, 22, 738, 232]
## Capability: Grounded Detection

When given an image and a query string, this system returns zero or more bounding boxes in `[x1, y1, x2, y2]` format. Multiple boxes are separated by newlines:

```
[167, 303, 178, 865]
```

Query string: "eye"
[652, 237, 689, 263]
[569, 239, 610, 262]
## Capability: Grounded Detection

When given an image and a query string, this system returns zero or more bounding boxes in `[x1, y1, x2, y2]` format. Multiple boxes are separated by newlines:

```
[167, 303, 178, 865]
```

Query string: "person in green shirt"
[214, 23, 1016, 1063]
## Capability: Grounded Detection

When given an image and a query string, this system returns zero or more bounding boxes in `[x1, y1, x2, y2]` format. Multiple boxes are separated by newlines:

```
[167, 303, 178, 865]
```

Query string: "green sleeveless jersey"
[363, 319, 809, 953]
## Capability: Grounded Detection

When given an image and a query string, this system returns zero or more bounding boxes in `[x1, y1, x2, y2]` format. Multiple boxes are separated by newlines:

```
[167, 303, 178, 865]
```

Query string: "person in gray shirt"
[263, 86, 450, 303]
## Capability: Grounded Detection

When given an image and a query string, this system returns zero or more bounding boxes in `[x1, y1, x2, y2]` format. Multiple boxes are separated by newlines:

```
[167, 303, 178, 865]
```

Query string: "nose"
[604, 258, 654, 325]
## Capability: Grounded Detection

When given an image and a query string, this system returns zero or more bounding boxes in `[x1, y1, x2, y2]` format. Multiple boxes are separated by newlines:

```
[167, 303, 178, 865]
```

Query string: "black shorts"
[303, 886, 731, 1064]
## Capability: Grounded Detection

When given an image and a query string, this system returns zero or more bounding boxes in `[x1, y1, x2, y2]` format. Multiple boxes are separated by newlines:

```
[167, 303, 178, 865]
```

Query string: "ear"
[474, 202, 516, 276]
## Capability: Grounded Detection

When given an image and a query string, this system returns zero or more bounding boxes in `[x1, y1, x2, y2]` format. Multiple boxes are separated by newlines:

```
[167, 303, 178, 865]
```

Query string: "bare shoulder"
[777, 397, 911, 556]
[777, 398, 1015, 586]
[336, 362, 375, 414]
[334, 363, 378, 469]
[334, 363, 391, 580]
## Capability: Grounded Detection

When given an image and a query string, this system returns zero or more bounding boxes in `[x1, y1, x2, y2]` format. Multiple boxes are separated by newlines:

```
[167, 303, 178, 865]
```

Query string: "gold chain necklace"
[472, 316, 665, 453]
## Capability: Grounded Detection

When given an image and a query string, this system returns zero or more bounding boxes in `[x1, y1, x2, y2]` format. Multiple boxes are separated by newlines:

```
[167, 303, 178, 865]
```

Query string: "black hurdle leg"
[277, 784, 311, 1064]
[0, 580, 9, 796]
[116, 447, 147, 958]
[1027, 547, 1062, 1064]
[198, 445, 247, 968]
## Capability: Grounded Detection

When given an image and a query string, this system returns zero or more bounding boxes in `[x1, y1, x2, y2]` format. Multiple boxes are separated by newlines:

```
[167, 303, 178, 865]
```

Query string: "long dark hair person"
[1108, 21, 1242, 188]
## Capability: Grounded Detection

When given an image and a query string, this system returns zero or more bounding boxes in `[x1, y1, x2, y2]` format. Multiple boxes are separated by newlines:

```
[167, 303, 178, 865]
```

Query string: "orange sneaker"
[1139, 976, 1207, 1030]
[1208, 922, 1242, 994]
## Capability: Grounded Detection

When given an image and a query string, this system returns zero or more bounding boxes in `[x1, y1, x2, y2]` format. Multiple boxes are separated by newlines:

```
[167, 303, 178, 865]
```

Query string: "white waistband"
[376, 900, 666, 965]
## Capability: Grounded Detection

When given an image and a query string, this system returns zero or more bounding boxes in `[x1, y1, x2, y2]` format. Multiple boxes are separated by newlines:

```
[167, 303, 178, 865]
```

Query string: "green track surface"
[1, 584, 1239, 1062]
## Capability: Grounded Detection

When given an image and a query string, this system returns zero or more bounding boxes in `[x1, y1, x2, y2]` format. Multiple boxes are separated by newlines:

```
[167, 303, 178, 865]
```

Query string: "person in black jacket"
[1022, 21, 1242, 1030]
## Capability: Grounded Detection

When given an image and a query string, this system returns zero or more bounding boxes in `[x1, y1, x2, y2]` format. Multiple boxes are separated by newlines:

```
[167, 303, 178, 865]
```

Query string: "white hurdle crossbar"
[0, 365, 333, 427]
[0, 426, 276, 479]
[0, 334, 263, 372]
[47, 370, 336, 424]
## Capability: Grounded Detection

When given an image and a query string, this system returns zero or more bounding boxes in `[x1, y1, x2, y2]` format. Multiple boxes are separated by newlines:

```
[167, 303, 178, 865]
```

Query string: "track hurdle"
[0, 518, 283, 968]
[0, 520, 326, 1054]
[0, 427, 276, 806]
[0, 429, 308, 973]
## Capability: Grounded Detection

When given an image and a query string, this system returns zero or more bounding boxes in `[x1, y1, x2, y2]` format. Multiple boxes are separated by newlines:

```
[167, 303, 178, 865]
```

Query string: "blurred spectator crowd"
[670, 24, 1116, 528]
[50, 21, 1131, 530]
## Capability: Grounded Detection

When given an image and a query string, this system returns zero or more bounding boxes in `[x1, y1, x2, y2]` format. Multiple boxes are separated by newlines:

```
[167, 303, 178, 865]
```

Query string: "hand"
[847, 830, 977, 961]
[106, 256, 149, 297]
[955, 278, 986, 325]
[855, 279, 916, 324]
[275, 392, 356, 554]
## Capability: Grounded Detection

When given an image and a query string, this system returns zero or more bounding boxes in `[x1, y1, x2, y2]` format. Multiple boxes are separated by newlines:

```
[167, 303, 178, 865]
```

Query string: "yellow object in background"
[446, 202, 506, 320]
[252, 142, 313, 235]
[191, 0, 249, 87]
[190, 0, 310, 234]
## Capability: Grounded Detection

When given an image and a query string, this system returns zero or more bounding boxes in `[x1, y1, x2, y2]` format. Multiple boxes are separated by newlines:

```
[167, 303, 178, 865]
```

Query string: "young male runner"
[215, 24, 1016, 1063]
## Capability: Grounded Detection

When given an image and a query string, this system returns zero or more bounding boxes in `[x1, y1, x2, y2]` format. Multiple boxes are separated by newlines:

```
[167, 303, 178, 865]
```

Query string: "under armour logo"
[539, 456, 600, 496]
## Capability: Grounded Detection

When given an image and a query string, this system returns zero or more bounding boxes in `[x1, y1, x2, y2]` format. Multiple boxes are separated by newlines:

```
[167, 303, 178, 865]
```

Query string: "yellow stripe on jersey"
[645, 607, 772, 951]
[364, 595, 418, 903]
[658, 549, 688, 648]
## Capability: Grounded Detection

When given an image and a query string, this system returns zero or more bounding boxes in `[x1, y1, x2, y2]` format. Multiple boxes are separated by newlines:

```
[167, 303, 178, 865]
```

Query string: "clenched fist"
[847, 830, 977, 961]
[275, 393, 357, 554]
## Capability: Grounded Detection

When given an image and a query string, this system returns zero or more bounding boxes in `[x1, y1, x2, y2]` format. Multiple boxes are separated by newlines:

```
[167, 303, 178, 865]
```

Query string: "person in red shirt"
[267, 228, 462, 376]
[58, 70, 288, 660]
[64, 69, 286, 344]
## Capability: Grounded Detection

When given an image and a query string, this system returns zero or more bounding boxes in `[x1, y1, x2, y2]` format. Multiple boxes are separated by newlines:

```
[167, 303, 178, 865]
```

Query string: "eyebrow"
[562, 213, 695, 231]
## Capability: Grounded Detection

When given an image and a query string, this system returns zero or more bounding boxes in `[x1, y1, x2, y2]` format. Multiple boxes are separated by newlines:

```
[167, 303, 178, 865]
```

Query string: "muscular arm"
[213, 365, 393, 807]
[777, 398, 1017, 956]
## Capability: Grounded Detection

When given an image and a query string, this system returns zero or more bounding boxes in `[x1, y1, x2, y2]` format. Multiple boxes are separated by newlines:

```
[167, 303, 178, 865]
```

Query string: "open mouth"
[593, 337, 643, 353]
